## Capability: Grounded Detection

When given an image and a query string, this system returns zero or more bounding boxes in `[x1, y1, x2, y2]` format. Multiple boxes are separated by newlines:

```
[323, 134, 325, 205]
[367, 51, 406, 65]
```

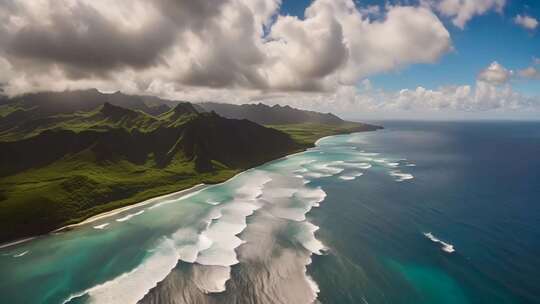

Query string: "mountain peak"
[199, 102, 345, 125]
[100, 102, 137, 119]
[172, 102, 199, 115]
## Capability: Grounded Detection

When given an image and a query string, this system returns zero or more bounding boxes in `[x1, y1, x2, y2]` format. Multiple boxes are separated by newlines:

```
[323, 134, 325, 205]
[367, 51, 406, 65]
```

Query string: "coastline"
[0, 184, 208, 249]
[0, 128, 379, 249]
[53, 183, 208, 232]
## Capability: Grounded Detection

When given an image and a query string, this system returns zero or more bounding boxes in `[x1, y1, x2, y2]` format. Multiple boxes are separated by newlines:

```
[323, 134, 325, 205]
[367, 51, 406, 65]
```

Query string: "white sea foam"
[93, 223, 110, 230]
[424, 232, 455, 253]
[196, 203, 258, 266]
[294, 168, 309, 174]
[267, 185, 327, 221]
[387, 162, 400, 167]
[191, 173, 271, 286]
[63, 206, 240, 304]
[299, 159, 316, 165]
[295, 187, 327, 208]
[62, 237, 182, 304]
[148, 188, 204, 209]
[359, 152, 379, 156]
[295, 161, 345, 180]
[171, 228, 213, 263]
[192, 265, 231, 294]
[116, 210, 145, 222]
[293, 222, 325, 255]
[311, 163, 344, 175]
[342, 162, 372, 169]
[306, 275, 320, 298]
[302, 171, 331, 179]
[339, 172, 364, 181]
[263, 187, 298, 200]
[13, 250, 29, 258]
[406, 164, 417, 167]
[206, 200, 221, 205]
[389, 170, 414, 182]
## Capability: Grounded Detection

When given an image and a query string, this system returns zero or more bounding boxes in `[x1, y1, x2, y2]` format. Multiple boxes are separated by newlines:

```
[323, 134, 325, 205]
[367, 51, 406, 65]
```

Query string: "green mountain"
[0, 90, 380, 243]
[0, 89, 174, 127]
[197, 101, 382, 146]
[0, 97, 300, 242]
[199, 102, 347, 125]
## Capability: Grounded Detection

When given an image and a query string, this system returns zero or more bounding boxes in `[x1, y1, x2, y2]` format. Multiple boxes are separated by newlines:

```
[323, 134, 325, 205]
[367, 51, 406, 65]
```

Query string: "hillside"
[0, 100, 299, 242]
[198, 102, 382, 146]
[0, 90, 381, 243]
[199, 102, 359, 125]
[0, 89, 175, 131]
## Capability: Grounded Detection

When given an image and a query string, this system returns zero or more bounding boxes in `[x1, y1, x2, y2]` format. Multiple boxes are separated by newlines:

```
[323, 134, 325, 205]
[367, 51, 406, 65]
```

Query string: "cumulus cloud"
[251, 80, 536, 117]
[477, 61, 512, 85]
[1, 1, 177, 76]
[517, 66, 539, 79]
[0, 0, 535, 116]
[517, 58, 540, 80]
[514, 14, 539, 30]
[430, 0, 506, 29]
[0, 0, 451, 96]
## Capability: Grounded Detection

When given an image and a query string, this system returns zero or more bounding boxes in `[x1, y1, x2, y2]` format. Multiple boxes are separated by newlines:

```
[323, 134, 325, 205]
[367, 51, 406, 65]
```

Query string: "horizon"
[4, 87, 540, 122]
[0, 0, 538, 119]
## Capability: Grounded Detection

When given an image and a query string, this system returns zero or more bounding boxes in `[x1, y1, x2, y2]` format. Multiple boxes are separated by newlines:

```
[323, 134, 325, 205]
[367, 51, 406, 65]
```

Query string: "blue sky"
[282, 0, 540, 95]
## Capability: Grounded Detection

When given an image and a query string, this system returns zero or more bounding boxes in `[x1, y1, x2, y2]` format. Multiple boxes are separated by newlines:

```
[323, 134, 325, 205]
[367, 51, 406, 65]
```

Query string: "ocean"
[0, 121, 539, 304]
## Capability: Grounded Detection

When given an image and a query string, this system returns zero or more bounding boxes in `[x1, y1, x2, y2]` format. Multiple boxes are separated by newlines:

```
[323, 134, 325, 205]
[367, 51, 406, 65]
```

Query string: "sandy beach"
[0, 183, 207, 249]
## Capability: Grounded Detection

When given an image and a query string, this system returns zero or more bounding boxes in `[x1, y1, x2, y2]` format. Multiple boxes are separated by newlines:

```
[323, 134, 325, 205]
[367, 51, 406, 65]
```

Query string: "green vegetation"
[0, 91, 381, 243]
[0, 102, 299, 242]
[0, 103, 26, 118]
[268, 122, 381, 147]
[0, 152, 238, 241]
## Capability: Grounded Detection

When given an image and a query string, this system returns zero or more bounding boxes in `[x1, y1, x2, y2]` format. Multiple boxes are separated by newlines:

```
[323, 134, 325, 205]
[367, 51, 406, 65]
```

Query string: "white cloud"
[477, 61, 512, 85]
[518, 66, 539, 79]
[516, 57, 540, 80]
[0, 0, 451, 96]
[0, 0, 536, 117]
[247, 80, 536, 117]
[431, 0, 506, 29]
[514, 14, 539, 30]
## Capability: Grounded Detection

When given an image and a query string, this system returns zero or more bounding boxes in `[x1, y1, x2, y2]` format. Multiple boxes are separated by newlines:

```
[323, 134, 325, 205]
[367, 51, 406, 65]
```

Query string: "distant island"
[0, 89, 381, 243]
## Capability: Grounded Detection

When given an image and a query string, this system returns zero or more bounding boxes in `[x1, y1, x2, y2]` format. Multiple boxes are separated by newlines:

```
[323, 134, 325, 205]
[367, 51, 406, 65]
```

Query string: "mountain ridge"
[0, 90, 381, 243]
[198, 102, 346, 125]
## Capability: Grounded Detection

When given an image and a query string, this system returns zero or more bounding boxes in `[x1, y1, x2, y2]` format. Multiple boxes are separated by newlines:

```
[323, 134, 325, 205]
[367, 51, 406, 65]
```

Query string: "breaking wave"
[116, 210, 145, 222]
[389, 170, 414, 182]
[138, 171, 328, 303]
[424, 232, 455, 253]
[339, 171, 364, 180]
[13, 250, 29, 258]
[93, 223, 110, 230]
[59, 132, 416, 304]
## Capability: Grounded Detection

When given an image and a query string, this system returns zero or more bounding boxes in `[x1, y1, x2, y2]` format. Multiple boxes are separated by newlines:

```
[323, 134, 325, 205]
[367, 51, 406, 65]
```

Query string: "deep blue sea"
[310, 121, 540, 304]
[1, 121, 539, 303]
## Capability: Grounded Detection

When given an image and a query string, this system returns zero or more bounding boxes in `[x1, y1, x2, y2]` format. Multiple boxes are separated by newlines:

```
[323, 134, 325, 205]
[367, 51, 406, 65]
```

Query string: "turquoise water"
[1, 121, 539, 303]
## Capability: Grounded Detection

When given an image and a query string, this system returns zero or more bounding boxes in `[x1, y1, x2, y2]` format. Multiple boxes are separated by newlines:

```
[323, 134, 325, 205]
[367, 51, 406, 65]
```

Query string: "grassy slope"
[0, 120, 378, 242]
[268, 122, 379, 147]
[0, 151, 238, 240]
[0, 104, 164, 141]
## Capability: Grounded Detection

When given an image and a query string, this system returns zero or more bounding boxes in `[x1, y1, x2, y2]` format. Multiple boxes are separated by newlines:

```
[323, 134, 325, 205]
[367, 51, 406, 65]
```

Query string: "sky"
[0, 0, 539, 119]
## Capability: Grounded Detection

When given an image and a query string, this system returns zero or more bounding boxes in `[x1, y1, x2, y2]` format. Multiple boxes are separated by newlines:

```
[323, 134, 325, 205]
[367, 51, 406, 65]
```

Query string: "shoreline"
[0, 129, 377, 250]
[53, 183, 208, 232]
[0, 184, 207, 249]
